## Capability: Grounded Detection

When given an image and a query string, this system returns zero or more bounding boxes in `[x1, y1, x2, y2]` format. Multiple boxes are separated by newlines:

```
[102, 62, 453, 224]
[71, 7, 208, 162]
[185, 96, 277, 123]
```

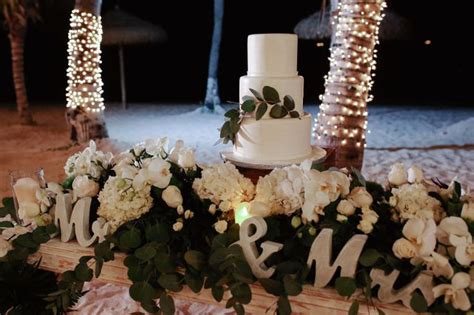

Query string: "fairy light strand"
[315, 0, 386, 149]
[66, 9, 105, 112]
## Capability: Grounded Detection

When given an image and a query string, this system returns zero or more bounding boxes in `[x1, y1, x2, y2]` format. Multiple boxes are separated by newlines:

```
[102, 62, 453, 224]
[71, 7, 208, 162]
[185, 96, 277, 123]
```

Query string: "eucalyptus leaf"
[184, 250, 206, 271]
[277, 296, 292, 315]
[0, 221, 13, 228]
[229, 119, 240, 134]
[225, 109, 240, 120]
[129, 281, 157, 302]
[283, 275, 302, 296]
[159, 293, 175, 315]
[410, 292, 428, 312]
[335, 277, 356, 297]
[158, 274, 183, 292]
[359, 248, 383, 267]
[135, 245, 157, 261]
[184, 271, 204, 293]
[263, 86, 280, 104]
[231, 283, 252, 304]
[154, 253, 175, 274]
[74, 263, 93, 282]
[256, 102, 268, 121]
[234, 303, 245, 315]
[283, 95, 295, 110]
[249, 88, 263, 101]
[348, 300, 359, 315]
[220, 121, 231, 139]
[241, 100, 256, 113]
[289, 111, 300, 118]
[94, 259, 104, 278]
[259, 278, 284, 296]
[269, 104, 288, 119]
[212, 286, 224, 302]
[119, 228, 141, 250]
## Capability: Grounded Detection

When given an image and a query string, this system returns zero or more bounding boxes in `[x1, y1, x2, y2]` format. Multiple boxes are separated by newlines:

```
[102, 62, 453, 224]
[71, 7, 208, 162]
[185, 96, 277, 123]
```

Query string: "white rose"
[348, 187, 373, 208]
[178, 149, 196, 169]
[337, 200, 356, 216]
[146, 158, 172, 188]
[392, 238, 417, 259]
[249, 201, 271, 217]
[72, 175, 100, 198]
[461, 202, 474, 221]
[357, 220, 374, 234]
[0, 238, 12, 258]
[336, 214, 348, 222]
[184, 210, 194, 219]
[18, 201, 40, 219]
[407, 165, 424, 183]
[162, 185, 183, 208]
[214, 220, 228, 234]
[173, 221, 183, 232]
[388, 163, 407, 186]
[208, 204, 217, 215]
[219, 200, 232, 212]
[169, 140, 185, 163]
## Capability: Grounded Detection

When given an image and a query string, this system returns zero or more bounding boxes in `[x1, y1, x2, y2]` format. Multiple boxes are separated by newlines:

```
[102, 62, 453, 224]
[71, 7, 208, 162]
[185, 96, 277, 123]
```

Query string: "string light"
[314, 0, 386, 151]
[66, 9, 105, 112]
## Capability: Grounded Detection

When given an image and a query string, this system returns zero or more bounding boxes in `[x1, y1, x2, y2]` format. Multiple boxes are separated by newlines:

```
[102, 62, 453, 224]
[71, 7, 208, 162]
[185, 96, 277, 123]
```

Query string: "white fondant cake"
[234, 34, 313, 162]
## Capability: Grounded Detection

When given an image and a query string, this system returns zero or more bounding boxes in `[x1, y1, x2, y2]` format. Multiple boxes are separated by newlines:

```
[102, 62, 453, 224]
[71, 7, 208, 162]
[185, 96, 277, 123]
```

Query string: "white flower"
[184, 210, 194, 219]
[72, 175, 100, 198]
[392, 238, 417, 259]
[173, 221, 183, 232]
[168, 140, 184, 163]
[390, 183, 444, 222]
[407, 165, 424, 183]
[18, 202, 40, 220]
[388, 163, 408, 186]
[421, 252, 454, 278]
[348, 187, 373, 208]
[114, 161, 139, 179]
[336, 214, 348, 222]
[0, 238, 12, 258]
[46, 182, 63, 195]
[144, 137, 169, 157]
[437, 217, 473, 265]
[302, 170, 350, 223]
[1, 225, 31, 240]
[214, 220, 228, 234]
[64, 140, 112, 179]
[433, 272, 471, 311]
[133, 143, 145, 156]
[397, 218, 437, 261]
[168, 140, 196, 170]
[219, 200, 232, 212]
[162, 185, 183, 208]
[35, 189, 51, 208]
[249, 201, 271, 217]
[357, 219, 374, 234]
[98, 177, 153, 233]
[146, 158, 172, 188]
[208, 204, 217, 215]
[337, 200, 356, 216]
[461, 202, 474, 221]
[192, 163, 254, 212]
[177, 205, 184, 215]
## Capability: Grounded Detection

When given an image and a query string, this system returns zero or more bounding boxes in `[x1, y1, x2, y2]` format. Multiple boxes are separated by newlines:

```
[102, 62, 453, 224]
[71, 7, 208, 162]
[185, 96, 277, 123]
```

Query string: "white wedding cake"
[234, 34, 313, 163]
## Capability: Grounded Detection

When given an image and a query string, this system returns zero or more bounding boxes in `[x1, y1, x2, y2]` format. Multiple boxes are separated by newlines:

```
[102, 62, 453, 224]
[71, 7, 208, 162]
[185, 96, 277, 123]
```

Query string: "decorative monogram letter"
[54, 193, 109, 247]
[234, 217, 283, 278]
[307, 228, 367, 288]
[370, 269, 435, 308]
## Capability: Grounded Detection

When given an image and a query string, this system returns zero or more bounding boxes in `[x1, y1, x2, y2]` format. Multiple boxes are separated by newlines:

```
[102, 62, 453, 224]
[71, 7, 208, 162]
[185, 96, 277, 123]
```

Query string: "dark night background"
[0, 0, 472, 106]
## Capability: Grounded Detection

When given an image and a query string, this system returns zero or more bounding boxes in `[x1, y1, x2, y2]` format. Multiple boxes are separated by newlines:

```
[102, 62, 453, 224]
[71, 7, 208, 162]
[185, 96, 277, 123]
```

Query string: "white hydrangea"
[389, 183, 444, 222]
[253, 165, 305, 216]
[64, 140, 113, 180]
[98, 176, 153, 232]
[192, 162, 255, 211]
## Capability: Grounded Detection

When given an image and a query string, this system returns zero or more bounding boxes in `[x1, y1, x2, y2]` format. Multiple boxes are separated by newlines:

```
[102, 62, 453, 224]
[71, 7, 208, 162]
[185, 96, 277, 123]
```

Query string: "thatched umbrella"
[102, 7, 167, 109]
[294, 7, 412, 41]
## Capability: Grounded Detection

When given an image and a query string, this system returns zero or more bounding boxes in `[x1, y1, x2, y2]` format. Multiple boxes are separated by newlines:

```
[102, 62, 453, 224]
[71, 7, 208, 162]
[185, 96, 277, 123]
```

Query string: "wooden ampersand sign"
[54, 193, 109, 247]
[234, 217, 283, 278]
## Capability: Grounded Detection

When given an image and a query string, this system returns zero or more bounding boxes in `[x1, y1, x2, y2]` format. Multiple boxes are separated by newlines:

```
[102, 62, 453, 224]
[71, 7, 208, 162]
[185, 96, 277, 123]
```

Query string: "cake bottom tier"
[234, 113, 312, 162]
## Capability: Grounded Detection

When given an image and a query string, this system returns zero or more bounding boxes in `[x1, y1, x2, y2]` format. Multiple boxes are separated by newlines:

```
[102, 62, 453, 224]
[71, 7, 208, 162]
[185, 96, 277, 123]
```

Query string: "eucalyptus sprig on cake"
[219, 85, 300, 144]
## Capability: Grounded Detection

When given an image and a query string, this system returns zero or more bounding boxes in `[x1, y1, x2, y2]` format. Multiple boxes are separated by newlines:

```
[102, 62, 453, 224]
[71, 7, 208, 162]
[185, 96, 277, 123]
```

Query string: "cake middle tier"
[240, 75, 304, 120]
[234, 113, 312, 162]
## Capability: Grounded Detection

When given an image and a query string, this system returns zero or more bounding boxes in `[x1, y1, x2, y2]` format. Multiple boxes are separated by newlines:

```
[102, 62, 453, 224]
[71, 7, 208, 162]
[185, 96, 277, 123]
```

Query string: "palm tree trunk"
[315, 0, 385, 170]
[204, 0, 224, 111]
[9, 22, 34, 125]
[66, 0, 108, 142]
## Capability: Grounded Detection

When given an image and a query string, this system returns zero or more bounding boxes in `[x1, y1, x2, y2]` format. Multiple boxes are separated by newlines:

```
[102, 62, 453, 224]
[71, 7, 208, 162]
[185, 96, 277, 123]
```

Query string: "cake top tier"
[247, 34, 298, 77]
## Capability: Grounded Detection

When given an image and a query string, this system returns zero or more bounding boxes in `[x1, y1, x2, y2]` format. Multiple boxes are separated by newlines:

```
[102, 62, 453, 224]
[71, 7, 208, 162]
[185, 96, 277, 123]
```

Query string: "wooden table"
[30, 239, 415, 314]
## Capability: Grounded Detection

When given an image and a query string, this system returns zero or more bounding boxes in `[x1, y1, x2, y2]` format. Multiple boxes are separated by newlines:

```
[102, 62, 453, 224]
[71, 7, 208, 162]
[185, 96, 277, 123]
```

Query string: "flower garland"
[1, 140, 473, 314]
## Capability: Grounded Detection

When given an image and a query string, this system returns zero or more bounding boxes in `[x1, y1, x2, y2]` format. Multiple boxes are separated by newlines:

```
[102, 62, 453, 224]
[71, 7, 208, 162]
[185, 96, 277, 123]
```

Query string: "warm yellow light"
[235, 202, 252, 225]
[424, 39, 432, 45]
[316, 42, 325, 47]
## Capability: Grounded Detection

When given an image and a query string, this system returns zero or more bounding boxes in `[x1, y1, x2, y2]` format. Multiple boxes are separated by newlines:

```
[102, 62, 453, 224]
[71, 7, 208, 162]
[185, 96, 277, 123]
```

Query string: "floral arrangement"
[1, 140, 473, 314]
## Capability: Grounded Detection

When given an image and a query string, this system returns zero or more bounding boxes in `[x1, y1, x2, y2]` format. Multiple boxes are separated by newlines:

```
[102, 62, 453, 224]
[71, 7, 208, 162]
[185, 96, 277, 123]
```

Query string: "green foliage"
[335, 277, 356, 297]
[219, 85, 300, 144]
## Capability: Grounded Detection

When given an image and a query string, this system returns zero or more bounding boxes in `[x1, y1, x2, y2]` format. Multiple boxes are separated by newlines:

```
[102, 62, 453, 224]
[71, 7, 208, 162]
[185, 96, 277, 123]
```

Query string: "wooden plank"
[30, 239, 415, 314]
